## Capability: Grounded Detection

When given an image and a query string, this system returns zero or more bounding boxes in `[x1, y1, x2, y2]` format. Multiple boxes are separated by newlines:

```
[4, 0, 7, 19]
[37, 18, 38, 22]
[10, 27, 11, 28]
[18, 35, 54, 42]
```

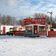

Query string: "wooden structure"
[24, 18, 47, 36]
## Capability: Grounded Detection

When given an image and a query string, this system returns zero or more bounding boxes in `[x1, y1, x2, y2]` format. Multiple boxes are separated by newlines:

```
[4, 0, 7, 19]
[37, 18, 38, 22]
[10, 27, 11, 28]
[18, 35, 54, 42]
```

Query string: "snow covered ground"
[0, 36, 56, 56]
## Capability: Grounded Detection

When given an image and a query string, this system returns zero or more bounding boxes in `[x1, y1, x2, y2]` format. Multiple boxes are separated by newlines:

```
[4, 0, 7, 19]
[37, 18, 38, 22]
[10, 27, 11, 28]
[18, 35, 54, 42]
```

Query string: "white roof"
[25, 24, 45, 27]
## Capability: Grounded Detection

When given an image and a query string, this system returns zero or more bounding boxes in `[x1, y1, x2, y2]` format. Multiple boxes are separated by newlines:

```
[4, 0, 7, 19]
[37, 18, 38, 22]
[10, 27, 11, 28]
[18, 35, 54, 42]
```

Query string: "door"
[34, 25, 37, 34]
[2, 27, 6, 34]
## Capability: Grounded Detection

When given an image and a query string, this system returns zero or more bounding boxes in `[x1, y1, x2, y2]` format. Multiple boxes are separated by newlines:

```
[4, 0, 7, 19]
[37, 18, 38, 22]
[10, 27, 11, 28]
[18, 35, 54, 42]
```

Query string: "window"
[26, 26, 32, 32]
[39, 26, 46, 32]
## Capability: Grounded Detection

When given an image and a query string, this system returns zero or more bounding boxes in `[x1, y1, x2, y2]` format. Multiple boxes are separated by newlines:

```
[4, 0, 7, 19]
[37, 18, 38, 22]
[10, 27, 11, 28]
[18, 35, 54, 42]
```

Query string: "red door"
[2, 27, 6, 34]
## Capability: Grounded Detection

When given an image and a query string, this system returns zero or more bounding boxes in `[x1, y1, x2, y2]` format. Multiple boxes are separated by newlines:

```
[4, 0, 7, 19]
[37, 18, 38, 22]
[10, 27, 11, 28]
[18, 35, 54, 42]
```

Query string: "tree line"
[0, 15, 16, 25]
[0, 13, 56, 28]
[0, 15, 24, 25]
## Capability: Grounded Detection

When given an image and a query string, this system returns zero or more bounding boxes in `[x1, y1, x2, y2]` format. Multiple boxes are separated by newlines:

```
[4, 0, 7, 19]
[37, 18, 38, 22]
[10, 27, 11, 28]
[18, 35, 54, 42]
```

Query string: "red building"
[24, 18, 47, 36]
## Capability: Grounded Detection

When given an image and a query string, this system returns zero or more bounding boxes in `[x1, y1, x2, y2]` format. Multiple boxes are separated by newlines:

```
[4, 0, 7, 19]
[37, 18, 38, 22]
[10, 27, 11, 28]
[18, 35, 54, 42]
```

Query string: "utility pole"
[47, 11, 52, 28]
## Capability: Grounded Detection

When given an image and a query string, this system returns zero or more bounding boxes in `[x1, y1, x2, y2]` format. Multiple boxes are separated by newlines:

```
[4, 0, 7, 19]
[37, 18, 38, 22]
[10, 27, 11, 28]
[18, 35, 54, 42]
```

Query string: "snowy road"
[0, 36, 56, 56]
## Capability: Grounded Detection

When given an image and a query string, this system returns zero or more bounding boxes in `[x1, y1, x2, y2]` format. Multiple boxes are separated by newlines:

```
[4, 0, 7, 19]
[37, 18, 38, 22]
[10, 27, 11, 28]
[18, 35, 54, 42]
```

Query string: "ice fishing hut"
[24, 18, 47, 37]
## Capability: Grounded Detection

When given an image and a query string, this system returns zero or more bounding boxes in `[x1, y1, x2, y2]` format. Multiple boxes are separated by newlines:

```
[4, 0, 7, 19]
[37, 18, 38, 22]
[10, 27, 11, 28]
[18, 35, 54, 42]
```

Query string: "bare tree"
[9, 17, 16, 25]
[34, 13, 46, 18]
[6, 16, 11, 25]
[5, 16, 16, 25]
[0, 14, 17, 25]
[1, 15, 6, 25]
[0, 14, 2, 24]
[16, 19, 24, 25]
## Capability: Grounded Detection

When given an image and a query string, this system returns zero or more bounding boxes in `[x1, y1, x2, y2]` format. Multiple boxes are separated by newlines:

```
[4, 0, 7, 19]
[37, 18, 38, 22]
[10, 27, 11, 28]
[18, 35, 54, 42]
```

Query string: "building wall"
[17, 25, 25, 31]
[1, 25, 14, 34]
[0, 25, 25, 34]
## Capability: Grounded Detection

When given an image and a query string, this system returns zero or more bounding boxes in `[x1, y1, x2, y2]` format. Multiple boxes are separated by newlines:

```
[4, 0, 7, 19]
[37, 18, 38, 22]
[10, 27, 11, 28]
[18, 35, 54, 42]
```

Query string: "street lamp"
[47, 11, 52, 28]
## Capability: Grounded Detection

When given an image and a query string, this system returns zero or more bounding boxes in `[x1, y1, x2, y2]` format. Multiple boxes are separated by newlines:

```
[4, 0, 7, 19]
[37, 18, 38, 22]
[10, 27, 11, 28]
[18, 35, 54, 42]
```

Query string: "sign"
[24, 18, 46, 25]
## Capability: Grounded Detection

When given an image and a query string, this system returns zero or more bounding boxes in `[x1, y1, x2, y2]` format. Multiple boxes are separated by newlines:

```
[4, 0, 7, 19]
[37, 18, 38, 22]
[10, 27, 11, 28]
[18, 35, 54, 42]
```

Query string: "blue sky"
[0, 0, 56, 19]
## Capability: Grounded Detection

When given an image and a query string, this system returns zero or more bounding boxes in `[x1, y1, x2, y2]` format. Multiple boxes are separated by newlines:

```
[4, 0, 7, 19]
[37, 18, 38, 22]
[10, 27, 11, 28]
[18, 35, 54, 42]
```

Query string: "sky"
[0, 0, 56, 19]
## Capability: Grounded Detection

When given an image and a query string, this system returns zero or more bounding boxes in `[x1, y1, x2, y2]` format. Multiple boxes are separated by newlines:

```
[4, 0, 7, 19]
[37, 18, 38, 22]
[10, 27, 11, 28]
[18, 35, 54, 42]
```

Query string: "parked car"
[24, 30, 40, 37]
[6, 31, 14, 35]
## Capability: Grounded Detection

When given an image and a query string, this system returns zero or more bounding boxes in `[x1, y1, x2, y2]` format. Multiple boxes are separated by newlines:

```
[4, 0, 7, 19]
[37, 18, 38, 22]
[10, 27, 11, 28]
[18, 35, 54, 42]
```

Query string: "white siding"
[1, 25, 14, 34]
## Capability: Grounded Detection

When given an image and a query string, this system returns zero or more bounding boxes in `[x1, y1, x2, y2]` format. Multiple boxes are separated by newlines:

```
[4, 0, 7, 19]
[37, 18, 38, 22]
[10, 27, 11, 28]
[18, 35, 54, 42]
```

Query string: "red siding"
[12, 31, 25, 36]
[48, 31, 56, 37]
[38, 31, 47, 36]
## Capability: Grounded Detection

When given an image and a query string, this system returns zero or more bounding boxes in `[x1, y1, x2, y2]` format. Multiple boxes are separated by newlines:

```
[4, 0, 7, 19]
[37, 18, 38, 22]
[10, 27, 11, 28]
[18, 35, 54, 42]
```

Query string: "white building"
[0, 25, 14, 34]
[0, 25, 25, 34]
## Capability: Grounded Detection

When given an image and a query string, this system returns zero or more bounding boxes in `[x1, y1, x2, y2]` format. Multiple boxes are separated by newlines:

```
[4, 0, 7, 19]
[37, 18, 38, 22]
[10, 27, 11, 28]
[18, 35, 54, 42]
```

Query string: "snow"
[0, 36, 56, 56]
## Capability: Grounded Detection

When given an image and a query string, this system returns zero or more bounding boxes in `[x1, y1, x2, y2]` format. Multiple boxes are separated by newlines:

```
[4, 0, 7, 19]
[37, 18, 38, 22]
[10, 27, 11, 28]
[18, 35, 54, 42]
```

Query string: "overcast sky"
[0, 0, 56, 19]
